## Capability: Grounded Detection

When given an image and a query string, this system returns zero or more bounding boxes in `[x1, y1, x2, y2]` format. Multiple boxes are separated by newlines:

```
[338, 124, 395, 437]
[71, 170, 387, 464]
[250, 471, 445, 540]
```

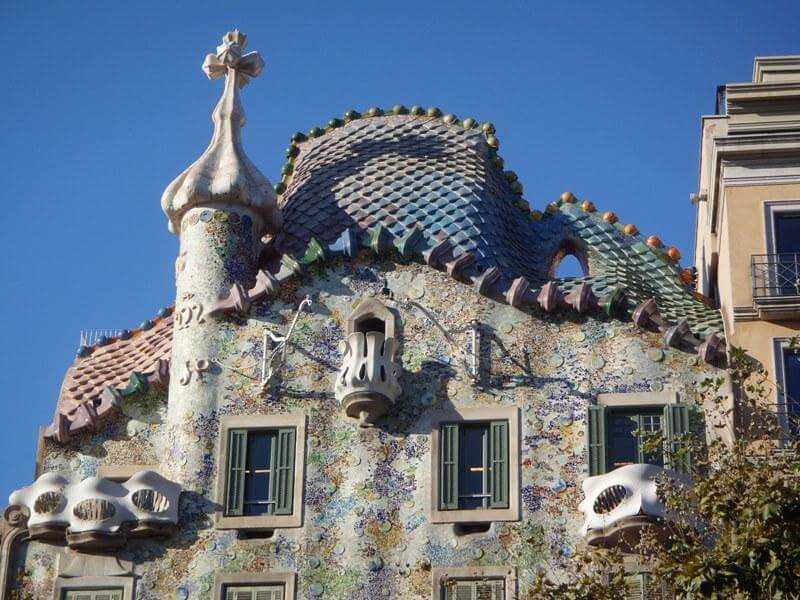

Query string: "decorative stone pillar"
[160, 30, 281, 492]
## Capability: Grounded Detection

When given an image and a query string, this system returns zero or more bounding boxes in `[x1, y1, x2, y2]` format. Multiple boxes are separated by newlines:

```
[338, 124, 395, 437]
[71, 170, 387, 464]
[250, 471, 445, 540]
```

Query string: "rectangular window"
[63, 591, 123, 600]
[443, 578, 505, 600]
[624, 573, 672, 599]
[225, 428, 296, 517]
[440, 421, 508, 511]
[774, 213, 800, 296]
[588, 404, 694, 475]
[607, 409, 664, 470]
[782, 347, 800, 435]
[224, 584, 284, 600]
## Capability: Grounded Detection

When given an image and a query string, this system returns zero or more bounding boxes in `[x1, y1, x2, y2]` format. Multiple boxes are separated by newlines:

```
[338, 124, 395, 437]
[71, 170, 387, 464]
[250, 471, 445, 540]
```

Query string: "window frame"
[431, 567, 516, 600]
[430, 406, 520, 524]
[214, 572, 296, 600]
[215, 414, 306, 530]
[589, 392, 697, 476]
[53, 577, 133, 600]
[774, 338, 800, 444]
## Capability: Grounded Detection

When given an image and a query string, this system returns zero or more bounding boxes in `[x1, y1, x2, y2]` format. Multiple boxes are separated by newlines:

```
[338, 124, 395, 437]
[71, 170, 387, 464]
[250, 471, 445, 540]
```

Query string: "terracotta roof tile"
[45, 310, 174, 443]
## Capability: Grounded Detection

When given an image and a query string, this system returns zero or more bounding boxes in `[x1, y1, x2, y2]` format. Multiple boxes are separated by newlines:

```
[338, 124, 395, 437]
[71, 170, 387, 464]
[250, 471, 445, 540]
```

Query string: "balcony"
[334, 298, 402, 426]
[751, 254, 800, 319]
[8, 470, 181, 551]
[579, 464, 688, 550]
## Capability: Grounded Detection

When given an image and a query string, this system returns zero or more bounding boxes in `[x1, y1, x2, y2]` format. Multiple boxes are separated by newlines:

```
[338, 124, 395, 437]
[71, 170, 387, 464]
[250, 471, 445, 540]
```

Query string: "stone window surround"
[214, 572, 296, 600]
[97, 464, 159, 482]
[429, 405, 520, 524]
[215, 413, 306, 530]
[597, 391, 679, 409]
[431, 566, 517, 600]
[53, 576, 134, 600]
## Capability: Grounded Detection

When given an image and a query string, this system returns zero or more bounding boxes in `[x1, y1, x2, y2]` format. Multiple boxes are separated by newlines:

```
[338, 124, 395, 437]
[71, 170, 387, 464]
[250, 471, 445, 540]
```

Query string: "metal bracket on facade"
[260, 295, 313, 390]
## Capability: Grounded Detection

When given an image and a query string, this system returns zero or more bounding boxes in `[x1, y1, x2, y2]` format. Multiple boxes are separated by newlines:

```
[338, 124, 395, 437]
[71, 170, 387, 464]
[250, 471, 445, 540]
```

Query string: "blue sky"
[1, 1, 798, 498]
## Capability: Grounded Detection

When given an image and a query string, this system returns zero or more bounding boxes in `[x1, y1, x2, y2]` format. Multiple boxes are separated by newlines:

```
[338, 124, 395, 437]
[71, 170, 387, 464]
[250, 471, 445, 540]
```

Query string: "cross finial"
[202, 29, 265, 87]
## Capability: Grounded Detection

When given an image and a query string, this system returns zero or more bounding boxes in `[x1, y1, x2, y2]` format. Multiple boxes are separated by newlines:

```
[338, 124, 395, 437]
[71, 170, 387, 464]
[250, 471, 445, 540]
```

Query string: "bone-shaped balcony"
[335, 331, 402, 426]
[8, 470, 182, 551]
[579, 464, 688, 550]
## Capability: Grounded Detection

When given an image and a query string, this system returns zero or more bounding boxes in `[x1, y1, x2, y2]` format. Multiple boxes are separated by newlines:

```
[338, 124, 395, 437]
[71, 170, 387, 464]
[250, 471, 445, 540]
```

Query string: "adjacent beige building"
[694, 56, 800, 438]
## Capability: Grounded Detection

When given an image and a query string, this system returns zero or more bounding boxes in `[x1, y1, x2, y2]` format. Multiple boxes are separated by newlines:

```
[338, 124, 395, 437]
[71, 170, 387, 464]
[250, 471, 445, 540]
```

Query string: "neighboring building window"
[216, 414, 306, 530]
[225, 428, 296, 517]
[63, 591, 123, 600]
[440, 420, 508, 511]
[588, 396, 695, 476]
[778, 344, 800, 438]
[223, 584, 284, 600]
[442, 577, 505, 599]
[773, 212, 800, 296]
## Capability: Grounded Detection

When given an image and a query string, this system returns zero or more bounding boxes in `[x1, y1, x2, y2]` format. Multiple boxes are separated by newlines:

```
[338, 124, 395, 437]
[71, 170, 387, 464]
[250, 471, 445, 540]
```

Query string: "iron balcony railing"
[752, 253, 800, 299]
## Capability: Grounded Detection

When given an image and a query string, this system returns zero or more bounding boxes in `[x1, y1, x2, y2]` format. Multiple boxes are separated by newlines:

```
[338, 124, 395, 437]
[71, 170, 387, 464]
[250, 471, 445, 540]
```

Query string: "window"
[214, 573, 296, 600]
[588, 394, 696, 476]
[606, 409, 664, 470]
[63, 591, 123, 600]
[782, 346, 800, 425]
[224, 584, 284, 600]
[432, 567, 516, 600]
[443, 578, 505, 600]
[624, 573, 673, 599]
[440, 421, 508, 511]
[430, 406, 519, 524]
[216, 414, 306, 530]
[775, 340, 800, 442]
[774, 212, 800, 296]
[225, 428, 295, 517]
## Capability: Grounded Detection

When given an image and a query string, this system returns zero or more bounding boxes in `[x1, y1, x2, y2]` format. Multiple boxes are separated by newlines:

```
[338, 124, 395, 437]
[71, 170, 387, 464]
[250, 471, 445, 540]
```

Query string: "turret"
[160, 30, 280, 490]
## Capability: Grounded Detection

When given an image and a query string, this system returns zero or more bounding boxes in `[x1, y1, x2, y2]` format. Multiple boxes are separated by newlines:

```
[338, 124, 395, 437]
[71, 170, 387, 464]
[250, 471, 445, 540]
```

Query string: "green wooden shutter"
[272, 427, 296, 515]
[440, 424, 459, 510]
[664, 403, 692, 474]
[225, 429, 248, 515]
[489, 420, 509, 508]
[587, 405, 607, 475]
[226, 586, 283, 600]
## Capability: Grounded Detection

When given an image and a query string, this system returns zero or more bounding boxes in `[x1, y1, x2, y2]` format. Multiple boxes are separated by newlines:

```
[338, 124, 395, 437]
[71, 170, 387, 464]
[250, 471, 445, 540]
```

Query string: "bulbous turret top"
[161, 30, 282, 235]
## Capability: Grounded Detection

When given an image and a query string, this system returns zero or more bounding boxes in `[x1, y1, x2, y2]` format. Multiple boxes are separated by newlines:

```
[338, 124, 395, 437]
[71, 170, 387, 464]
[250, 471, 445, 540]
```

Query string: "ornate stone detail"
[9, 470, 181, 551]
[579, 464, 688, 550]
[178, 358, 211, 385]
[161, 30, 281, 236]
[176, 301, 206, 330]
[335, 299, 402, 426]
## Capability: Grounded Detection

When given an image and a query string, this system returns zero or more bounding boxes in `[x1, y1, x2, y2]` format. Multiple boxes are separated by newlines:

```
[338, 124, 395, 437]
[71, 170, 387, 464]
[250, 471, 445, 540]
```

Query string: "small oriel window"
[64, 591, 123, 600]
[224, 584, 284, 600]
[440, 421, 508, 510]
[225, 428, 296, 517]
[443, 578, 505, 600]
[587, 404, 694, 476]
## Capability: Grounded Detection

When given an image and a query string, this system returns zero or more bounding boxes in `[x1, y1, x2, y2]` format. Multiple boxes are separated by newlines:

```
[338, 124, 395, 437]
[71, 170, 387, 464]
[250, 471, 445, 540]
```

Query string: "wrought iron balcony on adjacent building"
[751, 253, 800, 319]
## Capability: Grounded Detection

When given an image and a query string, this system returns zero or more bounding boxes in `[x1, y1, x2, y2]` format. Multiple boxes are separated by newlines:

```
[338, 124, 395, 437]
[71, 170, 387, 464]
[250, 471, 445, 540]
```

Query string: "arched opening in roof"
[549, 240, 589, 280]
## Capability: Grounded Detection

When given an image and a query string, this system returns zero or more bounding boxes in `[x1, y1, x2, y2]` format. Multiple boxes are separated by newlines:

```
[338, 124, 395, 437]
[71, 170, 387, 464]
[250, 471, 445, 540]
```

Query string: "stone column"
[160, 30, 281, 493]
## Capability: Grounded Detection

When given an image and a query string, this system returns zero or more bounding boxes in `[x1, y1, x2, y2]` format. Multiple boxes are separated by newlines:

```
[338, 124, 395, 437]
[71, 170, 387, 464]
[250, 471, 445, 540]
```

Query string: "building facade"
[694, 55, 800, 442]
[3, 32, 773, 600]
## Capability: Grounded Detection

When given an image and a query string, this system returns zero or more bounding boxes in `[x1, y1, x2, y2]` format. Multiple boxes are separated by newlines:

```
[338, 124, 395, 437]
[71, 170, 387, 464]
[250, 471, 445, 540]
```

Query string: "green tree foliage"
[530, 346, 800, 599]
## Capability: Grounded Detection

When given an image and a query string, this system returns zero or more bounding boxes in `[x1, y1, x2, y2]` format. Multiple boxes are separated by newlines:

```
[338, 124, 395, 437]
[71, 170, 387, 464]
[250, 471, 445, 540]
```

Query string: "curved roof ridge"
[274, 104, 528, 205]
